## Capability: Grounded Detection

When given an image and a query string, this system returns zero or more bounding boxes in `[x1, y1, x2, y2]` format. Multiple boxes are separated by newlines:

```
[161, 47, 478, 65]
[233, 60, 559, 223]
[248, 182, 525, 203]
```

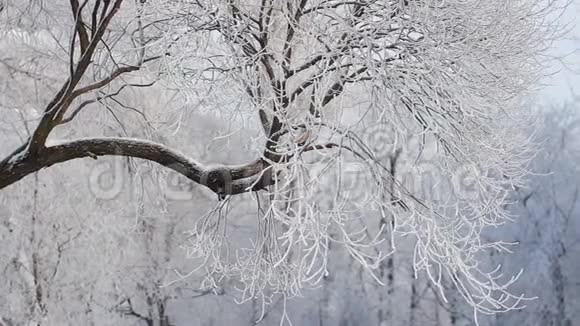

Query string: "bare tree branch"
[0, 138, 271, 197]
[69, 0, 90, 53]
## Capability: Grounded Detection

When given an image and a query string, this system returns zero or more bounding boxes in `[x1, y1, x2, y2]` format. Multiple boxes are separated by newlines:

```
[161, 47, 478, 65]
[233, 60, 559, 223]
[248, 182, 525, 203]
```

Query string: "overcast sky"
[540, 2, 580, 104]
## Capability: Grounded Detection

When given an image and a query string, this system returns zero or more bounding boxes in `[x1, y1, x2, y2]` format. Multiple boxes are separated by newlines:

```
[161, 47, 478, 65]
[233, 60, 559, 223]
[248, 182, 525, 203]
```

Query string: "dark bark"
[0, 138, 272, 197]
[0, 0, 365, 200]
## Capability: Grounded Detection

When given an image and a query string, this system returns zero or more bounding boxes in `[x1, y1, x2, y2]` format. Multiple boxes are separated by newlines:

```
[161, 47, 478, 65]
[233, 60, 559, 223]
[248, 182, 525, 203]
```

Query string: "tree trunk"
[409, 270, 417, 326]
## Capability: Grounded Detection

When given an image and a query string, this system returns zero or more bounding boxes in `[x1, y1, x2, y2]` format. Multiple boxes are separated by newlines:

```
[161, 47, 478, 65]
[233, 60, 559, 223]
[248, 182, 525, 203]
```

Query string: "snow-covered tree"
[490, 101, 580, 326]
[0, 0, 567, 320]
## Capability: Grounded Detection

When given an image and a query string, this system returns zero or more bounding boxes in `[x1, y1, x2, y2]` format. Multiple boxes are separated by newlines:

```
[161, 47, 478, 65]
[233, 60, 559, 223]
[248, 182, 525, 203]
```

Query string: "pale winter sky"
[540, 2, 580, 104]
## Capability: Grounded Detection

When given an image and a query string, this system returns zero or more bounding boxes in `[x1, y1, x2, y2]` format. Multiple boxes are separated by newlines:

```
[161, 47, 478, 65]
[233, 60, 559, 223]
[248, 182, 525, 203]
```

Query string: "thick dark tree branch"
[258, 0, 275, 47]
[90, 0, 101, 36]
[282, 0, 308, 68]
[0, 0, 274, 201]
[0, 138, 272, 197]
[69, 0, 90, 53]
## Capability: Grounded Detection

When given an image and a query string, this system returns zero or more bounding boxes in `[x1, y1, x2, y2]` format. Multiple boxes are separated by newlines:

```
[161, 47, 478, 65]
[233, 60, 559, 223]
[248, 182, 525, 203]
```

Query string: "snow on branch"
[0, 0, 568, 321]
